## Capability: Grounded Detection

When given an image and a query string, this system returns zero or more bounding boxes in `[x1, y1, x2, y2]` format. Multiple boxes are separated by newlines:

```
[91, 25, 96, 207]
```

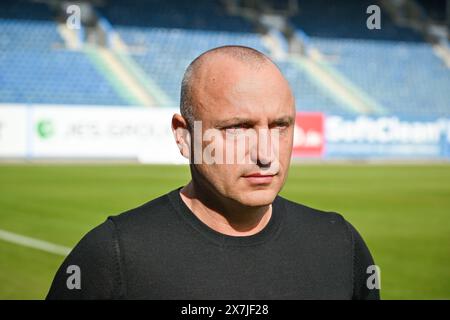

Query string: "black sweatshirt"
[47, 187, 380, 300]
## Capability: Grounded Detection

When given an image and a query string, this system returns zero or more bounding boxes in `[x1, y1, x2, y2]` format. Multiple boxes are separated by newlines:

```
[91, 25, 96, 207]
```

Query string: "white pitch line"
[0, 229, 71, 256]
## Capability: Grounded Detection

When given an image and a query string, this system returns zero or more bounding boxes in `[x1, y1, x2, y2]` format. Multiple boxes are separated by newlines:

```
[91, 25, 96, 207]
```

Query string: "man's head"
[172, 46, 295, 207]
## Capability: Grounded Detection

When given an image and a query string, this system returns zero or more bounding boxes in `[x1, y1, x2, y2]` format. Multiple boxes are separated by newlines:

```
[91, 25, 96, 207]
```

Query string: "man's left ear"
[171, 114, 191, 159]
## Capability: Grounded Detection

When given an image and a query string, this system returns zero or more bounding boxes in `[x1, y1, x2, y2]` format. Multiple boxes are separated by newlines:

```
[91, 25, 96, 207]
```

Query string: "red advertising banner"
[292, 112, 325, 157]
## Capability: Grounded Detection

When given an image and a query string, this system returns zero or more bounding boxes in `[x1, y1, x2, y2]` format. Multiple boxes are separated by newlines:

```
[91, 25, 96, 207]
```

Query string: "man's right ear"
[171, 114, 191, 159]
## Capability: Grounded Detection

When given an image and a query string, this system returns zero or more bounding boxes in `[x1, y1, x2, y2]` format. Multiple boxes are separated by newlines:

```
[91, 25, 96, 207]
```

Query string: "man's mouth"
[242, 172, 277, 185]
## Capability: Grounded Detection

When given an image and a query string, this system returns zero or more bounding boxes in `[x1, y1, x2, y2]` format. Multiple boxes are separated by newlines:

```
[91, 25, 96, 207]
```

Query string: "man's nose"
[252, 128, 277, 167]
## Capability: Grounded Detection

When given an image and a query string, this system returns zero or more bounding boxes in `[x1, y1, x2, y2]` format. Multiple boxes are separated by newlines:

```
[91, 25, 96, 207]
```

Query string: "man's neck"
[179, 181, 272, 237]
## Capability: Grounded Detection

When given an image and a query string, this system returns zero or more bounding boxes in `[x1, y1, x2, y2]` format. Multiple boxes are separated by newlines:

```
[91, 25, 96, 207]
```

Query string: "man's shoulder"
[277, 195, 348, 229]
[277, 196, 354, 252]
[108, 189, 176, 228]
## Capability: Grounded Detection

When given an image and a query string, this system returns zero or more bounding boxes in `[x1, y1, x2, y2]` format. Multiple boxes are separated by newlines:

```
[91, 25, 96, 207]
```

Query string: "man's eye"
[225, 124, 249, 130]
[273, 123, 289, 129]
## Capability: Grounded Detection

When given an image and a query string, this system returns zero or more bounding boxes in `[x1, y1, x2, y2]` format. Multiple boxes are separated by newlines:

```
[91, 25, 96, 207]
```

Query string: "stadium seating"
[276, 60, 355, 115]
[0, 0, 128, 105]
[311, 38, 450, 119]
[101, 0, 353, 114]
[1, 0, 448, 119]
[100, 0, 256, 32]
[290, 0, 450, 119]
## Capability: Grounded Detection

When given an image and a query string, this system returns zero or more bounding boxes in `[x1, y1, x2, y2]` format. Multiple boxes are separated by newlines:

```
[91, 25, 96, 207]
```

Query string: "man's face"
[190, 56, 295, 207]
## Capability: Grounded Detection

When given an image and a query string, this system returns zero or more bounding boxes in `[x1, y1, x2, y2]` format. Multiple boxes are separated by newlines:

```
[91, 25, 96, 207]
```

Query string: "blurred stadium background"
[0, 0, 449, 299]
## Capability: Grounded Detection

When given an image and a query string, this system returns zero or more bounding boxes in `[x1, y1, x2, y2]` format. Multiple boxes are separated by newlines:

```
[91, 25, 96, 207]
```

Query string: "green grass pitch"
[0, 163, 449, 299]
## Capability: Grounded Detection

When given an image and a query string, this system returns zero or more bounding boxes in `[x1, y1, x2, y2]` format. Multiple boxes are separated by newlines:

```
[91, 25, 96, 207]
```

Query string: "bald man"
[47, 46, 380, 300]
